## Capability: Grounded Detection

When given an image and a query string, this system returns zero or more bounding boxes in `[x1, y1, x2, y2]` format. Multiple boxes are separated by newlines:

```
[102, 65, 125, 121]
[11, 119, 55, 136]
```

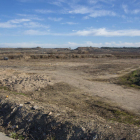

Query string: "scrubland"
[0, 47, 140, 140]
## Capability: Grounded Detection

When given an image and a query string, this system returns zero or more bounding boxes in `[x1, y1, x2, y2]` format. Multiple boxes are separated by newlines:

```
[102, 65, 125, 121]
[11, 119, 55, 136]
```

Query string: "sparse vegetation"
[10, 132, 24, 140]
[110, 109, 140, 125]
[118, 69, 140, 88]
[0, 86, 9, 90]
[34, 83, 140, 126]
[10, 132, 18, 139]
[0, 86, 26, 96]
[11, 91, 26, 96]
[84, 97, 140, 125]
[0, 48, 140, 139]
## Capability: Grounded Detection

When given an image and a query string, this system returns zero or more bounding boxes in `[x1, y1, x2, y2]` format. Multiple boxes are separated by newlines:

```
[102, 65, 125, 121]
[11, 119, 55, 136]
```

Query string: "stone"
[20, 104, 23, 106]
[31, 105, 39, 110]
[48, 112, 52, 115]
[81, 127, 86, 132]
[24, 102, 31, 104]
[11, 125, 18, 129]
[17, 128, 24, 135]
[93, 134, 97, 140]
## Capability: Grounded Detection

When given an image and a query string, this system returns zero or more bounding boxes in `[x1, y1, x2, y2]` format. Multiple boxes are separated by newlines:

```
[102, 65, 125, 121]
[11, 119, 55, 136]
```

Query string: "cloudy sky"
[0, 0, 140, 48]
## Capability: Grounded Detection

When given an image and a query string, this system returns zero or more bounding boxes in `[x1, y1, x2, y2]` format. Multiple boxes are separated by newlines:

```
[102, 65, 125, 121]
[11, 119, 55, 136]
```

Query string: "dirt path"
[0, 59, 140, 139]
[13, 65, 140, 115]
[0, 58, 140, 115]
[50, 69, 140, 115]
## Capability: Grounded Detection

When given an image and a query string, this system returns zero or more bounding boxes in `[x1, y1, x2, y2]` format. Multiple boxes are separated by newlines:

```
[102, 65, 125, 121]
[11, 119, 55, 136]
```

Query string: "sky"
[0, 0, 140, 48]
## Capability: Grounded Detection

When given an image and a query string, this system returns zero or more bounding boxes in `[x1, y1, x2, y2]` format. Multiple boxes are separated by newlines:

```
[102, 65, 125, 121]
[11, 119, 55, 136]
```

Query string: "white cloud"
[35, 9, 54, 14]
[88, 0, 98, 4]
[88, 0, 115, 4]
[85, 41, 140, 47]
[121, 15, 140, 23]
[48, 17, 63, 21]
[1, 41, 140, 48]
[0, 42, 77, 48]
[61, 22, 78, 25]
[10, 19, 31, 23]
[69, 6, 92, 14]
[23, 28, 140, 37]
[89, 10, 116, 18]
[49, 1, 62, 6]
[0, 19, 30, 28]
[122, 4, 129, 14]
[0, 19, 48, 29]
[49, 0, 67, 6]
[24, 30, 49, 35]
[132, 9, 140, 14]
[83, 16, 90, 19]
[122, 5, 140, 14]
[23, 22, 49, 28]
[17, 14, 44, 20]
[68, 5, 116, 18]
[24, 29, 67, 36]
[73, 28, 140, 37]
[0, 22, 19, 28]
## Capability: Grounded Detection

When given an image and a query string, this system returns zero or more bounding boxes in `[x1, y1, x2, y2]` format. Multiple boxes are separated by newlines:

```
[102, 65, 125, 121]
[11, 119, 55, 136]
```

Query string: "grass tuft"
[109, 109, 140, 125]
[0, 86, 9, 91]
[11, 91, 26, 96]
[118, 69, 140, 89]
[10, 132, 24, 140]
[0, 86, 26, 96]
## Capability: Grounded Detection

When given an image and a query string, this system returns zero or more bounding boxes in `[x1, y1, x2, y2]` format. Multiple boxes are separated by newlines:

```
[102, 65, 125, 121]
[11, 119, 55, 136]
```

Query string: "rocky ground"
[0, 58, 140, 140]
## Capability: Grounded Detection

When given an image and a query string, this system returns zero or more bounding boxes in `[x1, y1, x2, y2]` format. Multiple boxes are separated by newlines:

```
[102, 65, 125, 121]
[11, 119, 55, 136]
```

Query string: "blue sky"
[0, 0, 140, 48]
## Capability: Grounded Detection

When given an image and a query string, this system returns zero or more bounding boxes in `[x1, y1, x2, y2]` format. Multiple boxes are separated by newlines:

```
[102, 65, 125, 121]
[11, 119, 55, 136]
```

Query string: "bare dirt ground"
[0, 57, 140, 140]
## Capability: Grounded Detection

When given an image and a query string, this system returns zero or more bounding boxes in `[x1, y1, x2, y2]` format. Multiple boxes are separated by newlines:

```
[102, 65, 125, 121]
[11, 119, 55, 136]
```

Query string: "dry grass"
[30, 82, 140, 125]
[117, 69, 140, 89]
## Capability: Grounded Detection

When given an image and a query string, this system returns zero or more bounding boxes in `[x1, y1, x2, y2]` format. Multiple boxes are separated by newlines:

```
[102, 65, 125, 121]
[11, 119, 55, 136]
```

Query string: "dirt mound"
[0, 73, 51, 93]
[0, 97, 93, 140]
[0, 91, 140, 140]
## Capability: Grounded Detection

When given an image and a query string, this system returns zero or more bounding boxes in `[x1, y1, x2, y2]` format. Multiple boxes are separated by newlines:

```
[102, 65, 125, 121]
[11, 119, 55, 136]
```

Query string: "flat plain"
[0, 47, 140, 140]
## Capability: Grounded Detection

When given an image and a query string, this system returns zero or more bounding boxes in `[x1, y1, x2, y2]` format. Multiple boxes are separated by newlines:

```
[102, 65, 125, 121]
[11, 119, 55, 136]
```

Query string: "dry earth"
[0, 57, 140, 140]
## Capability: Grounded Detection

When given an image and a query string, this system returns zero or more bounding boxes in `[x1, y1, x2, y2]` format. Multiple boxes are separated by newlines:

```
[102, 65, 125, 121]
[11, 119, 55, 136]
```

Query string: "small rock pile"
[0, 74, 51, 92]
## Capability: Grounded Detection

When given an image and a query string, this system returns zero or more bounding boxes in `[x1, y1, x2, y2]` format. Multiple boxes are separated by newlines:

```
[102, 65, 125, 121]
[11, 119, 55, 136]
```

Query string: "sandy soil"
[0, 57, 140, 139]
[0, 58, 140, 114]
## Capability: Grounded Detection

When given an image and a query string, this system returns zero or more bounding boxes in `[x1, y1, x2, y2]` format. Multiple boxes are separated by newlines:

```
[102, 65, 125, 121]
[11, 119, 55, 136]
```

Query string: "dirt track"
[52, 69, 140, 115]
[1, 58, 140, 114]
[0, 57, 140, 139]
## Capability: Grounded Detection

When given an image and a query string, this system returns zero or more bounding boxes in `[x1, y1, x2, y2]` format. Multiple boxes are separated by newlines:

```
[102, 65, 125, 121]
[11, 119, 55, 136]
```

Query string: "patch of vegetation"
[0, 86, 9, 91]
[118, 69, 140, 88]
[85, 99, 140, 125]
[34, 82, 140, 126]
[10, 132, 24, 140]
[0, 86, 26, 96]
[109, 109, 140, 125]
[48, 136, 56, 140]
[11, 91, 26, 96]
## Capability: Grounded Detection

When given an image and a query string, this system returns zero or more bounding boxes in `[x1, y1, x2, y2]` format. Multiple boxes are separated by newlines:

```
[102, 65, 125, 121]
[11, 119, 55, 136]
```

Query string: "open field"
[0, 47, 140, 140]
